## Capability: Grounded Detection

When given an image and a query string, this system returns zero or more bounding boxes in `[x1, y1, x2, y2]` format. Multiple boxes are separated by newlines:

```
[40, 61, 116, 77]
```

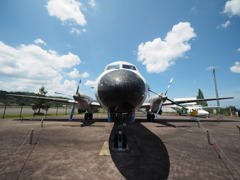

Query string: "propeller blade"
[155, 99, 164, 120]
[76, 79, 81, 94]
[165, 78, 174, 95]
[167, 98, 188, 110]
[69, 104, 76, 121]
[148, 89, 159, 96]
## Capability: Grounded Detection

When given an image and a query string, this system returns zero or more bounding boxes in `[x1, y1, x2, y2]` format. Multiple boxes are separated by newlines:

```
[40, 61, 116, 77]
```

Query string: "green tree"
[32, 86, 50, 114]
[196, 89, 208, 106]
[226, 106, 237, 116]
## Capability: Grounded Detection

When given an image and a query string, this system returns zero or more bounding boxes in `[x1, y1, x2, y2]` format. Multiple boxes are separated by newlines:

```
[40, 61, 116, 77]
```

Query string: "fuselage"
[94, 61, 148, 113]
[188, 106, 209, 117]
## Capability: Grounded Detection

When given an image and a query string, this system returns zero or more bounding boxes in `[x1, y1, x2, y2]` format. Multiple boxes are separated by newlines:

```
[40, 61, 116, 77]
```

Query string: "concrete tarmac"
[0, 114, 240, 179]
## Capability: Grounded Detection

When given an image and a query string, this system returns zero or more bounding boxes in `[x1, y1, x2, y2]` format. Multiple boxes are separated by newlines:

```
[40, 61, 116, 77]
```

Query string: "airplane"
[171, 105, 210, 118]
[9, 61, 234, 150]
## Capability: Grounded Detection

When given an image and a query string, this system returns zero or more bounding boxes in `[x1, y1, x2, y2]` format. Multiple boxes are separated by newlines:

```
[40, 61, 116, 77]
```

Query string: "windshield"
[106, 65, 120, 70]
[122, 64, 136, 70]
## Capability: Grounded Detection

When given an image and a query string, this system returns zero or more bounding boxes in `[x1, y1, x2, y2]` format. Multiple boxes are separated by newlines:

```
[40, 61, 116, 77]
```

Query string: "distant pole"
[2, 104, 7, 119]
[56, 105, 58, 116]
[45, 110, 48, 119]
[65, 105, 67, 115]
[19, 105, 23, 118]
[213, 67, 220, 113]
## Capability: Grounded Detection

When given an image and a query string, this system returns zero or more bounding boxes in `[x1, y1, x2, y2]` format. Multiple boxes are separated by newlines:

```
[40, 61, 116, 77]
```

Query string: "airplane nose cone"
[97, 70, 146, 112]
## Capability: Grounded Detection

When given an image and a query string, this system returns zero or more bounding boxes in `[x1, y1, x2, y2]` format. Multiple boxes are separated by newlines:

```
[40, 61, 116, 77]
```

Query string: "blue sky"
[0, 0, 239, 108]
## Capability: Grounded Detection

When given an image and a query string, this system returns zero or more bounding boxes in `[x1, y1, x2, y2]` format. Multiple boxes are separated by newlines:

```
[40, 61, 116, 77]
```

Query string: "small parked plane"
[171, 105, 210, 118]
[10, 61, 233, 149]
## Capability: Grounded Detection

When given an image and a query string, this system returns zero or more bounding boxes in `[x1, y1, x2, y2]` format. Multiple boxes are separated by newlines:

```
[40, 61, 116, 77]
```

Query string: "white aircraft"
[171, 105, 210, 118]
[10, 61, 233, 149]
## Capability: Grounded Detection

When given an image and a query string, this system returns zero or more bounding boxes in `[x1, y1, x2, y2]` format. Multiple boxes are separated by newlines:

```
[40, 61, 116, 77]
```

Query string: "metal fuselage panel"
[94, 69, 148, 113]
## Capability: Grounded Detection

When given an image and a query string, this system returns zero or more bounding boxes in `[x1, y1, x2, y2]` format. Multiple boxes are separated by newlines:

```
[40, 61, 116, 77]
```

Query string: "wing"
[8, 94, 101, 109]
[163, 97, 234, 106]
[141, 96, 234, 113]
[8, 94, 77, 104]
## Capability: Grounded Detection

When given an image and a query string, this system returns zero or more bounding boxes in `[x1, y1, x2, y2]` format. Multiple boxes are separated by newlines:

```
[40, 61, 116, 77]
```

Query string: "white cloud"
[67, 68, 89, 78]
[34, 38, 47, 46]
[137, 22, 196, 73]
[70, 27, 87, 35]
[70, 27, 81, 35]
[68, 68, 80, 78]
[206, 66, 215, 71]
[84, 80, 95, 87]
[224, 0, 240, 17]
[217, 20, 231, 29]
[81, 72, 89, 78]
[230, 61, 240, 73]
[0, 41, 81, 95]
[46, 0, 87, 26]
[237, 48, 240, 52]
[88, 0, 96, 8]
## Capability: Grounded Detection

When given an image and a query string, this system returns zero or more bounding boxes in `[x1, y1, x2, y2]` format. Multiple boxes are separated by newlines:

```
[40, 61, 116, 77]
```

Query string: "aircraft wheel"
[89, 113, 93, 120]
[122, 133, 127, 148]
[84, 113, 89, 120]
[147, 113, 151, 121]
[157, 109, 162, 115]
[151, 114, 155, 121]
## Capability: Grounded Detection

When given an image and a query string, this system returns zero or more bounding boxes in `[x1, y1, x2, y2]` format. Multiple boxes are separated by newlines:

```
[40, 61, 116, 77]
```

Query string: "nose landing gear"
[114, 131, 127, 149]
[111, 113, 130, 151]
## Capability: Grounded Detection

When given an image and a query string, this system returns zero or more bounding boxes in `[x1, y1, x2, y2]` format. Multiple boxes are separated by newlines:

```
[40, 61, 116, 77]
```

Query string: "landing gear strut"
[112, 113, 130, 150]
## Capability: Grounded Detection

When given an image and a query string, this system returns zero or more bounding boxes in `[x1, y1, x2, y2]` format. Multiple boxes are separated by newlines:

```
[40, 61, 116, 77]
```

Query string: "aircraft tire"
[84, 113, 89, 120]
[151, 114, 155, 121]
[159, 110, 162, 115]
[89, 113, 93, 120]
[147, 113, 151, 121]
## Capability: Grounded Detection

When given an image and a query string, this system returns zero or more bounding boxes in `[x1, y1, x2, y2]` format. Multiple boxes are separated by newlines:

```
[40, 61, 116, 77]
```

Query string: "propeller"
[149, 78, 174, 120]
[69, 79, 82, 121]
[150, 78, 189, 120]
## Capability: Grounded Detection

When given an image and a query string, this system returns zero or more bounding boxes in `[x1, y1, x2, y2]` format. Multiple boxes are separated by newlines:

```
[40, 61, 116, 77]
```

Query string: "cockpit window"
[106, 65, 120, 70]
[122, 64, 136, 70]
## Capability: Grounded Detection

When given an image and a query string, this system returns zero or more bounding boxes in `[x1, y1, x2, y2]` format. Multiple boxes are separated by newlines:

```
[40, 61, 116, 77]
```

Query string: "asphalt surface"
[0, 114, 240, 180]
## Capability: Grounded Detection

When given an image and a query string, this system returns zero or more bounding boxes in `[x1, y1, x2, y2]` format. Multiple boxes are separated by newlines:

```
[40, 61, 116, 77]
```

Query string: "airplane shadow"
[109, 121, 170, 180]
